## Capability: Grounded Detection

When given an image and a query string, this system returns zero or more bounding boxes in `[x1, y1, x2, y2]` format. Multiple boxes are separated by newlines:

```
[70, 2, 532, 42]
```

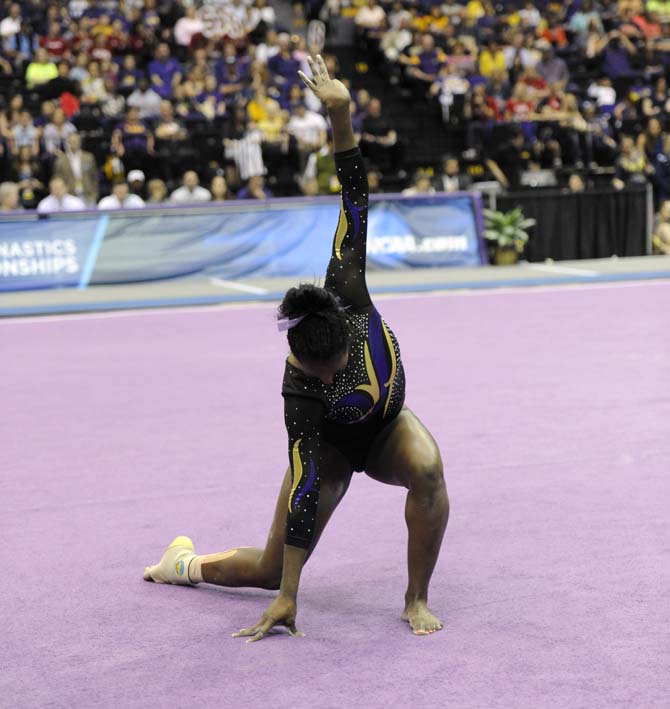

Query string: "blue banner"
[0, 215, 108, 291]
[0, 193, 485, 292]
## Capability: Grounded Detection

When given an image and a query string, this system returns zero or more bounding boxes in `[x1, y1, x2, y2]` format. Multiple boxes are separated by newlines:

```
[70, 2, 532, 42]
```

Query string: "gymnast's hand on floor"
[298, 55, 350, 110]
[232, 594, 305, 643]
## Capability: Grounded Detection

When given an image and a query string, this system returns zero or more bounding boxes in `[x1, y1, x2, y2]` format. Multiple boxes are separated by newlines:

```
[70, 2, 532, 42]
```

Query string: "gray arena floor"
[1, 256, 669, 316]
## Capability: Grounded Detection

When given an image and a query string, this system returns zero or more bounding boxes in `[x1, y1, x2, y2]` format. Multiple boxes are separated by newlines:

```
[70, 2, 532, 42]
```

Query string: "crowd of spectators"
[0, 0, 670, 250]
[351, 0, 670, 205]
[0, 0, 381, 212]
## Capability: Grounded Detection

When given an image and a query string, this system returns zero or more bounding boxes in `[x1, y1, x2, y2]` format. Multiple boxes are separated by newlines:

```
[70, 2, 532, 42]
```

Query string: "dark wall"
[498, 187, 650, 262]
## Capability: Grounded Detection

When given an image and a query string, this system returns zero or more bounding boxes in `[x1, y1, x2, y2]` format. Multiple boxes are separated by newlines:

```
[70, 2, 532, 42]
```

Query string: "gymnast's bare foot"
[402, 600, 444, 635]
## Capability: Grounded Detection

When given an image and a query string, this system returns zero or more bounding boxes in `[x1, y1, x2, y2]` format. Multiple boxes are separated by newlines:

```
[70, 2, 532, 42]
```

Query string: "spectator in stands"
[80, 60, 107, 104]
[237, 174, 272, 199]
[112, 106, 155, 174]
[40, 21, 69, 62]
[194, 74, 227, 121]
[570, 0, 603, 38]
[381, 15, 413, 62]
[155, 100, 187, 143]
[287, 101, 327, 167]
[4, 20, 38, 69]
[173, 5, 204, 56]
[479, 39, 506, 78]
[268, 33, 300, 87]
[248, 0, 276, 43]
[652, 199, 670, 254]
[10, 109, 38, 157]
[149, 42, 182, 100]
[486, 128, 529, 190]
[613, 135, 654, 189]
[355, 0, 386, 61]
[128, 169, 146, 199]
[436, 155, 472, 192]
[127, 78, 163, 120]
[360, 97, 401, 173]
[36, 176, 86, 212]
[0, 3, 22, 39]
[98, 181, 145, 209]
[25, 47, 58, 89]
[210, 174, 229, 202]
[593, 30, 638, 79]
[118, 55, 142, 96]
[400, 34, 445, 96]
[42, 107, 77, 156]
[146, 177, 168, 204]
[503, 32, 538, 72]
[53, 132, 98, 206]
[8, 144, 45, 207]
[535, 40, 569, 90]
[0, 181, 20, 211]
[41, 61, 79, 102]
[170, 170, 211, 203]
[402, 170, 436, 195]
[366, 168, 381, 194]
[224, 106, 266, 183]
[303, 141, 338, 195]
[246, 85, 276, 121]
[101, 77, 125, 119]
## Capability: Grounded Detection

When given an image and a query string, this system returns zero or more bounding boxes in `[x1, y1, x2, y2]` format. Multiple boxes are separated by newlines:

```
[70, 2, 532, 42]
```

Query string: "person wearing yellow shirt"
[257, 102, 285, 142]
[479, 39, 506, 77]
[25, 48, 58, 89]
[247, 86, 281, 123]
[465, 0, 485, 20]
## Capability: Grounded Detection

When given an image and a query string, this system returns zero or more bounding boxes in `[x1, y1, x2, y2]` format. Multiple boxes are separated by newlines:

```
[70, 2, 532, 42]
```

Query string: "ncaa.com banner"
[0, 193, 485, 292]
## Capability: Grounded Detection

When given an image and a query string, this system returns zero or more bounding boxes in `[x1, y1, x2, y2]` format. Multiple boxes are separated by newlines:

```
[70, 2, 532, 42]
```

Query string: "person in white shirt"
[37, 177, 86, 213]
[174, 5, 204, 48]
[98, 182, 146, 210]
[287, 103, 327, 166]
[127, 79, 163, 119]
[355, 0, 386, 31]
[0, 3, 21, 38]
[169, 170, 212, 203]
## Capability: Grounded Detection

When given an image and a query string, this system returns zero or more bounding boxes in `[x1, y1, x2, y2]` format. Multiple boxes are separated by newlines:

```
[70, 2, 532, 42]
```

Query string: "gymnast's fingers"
[298, 70, 316, 91]
[316, 54, 330, 81]
[245, 620, 273, 643]
[232, 624, 261, 638]
[288, 623, 305, 638]
[306, 55, 318, 83]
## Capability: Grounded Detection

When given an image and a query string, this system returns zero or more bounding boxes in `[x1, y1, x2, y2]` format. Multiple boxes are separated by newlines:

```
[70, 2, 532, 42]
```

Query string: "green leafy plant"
[483, 207, 536, 253]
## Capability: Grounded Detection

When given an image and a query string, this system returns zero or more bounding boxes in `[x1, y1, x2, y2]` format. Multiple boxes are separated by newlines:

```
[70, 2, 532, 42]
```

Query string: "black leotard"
[281, 147, 406, 549]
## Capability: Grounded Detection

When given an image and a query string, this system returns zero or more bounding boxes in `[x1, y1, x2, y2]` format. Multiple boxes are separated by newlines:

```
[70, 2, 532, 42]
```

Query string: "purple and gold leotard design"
[281, 147, 405, 549]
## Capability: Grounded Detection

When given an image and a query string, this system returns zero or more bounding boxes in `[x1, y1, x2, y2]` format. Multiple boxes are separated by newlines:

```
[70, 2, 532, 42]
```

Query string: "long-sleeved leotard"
[282, 147, 406, 549]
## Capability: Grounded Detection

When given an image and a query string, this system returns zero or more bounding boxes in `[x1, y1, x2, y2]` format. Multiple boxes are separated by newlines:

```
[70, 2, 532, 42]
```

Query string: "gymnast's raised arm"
[300, 56, 372, 312]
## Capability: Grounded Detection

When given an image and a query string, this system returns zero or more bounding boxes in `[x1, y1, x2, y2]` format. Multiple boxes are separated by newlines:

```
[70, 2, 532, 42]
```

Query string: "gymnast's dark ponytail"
[278, 283, 351, 363]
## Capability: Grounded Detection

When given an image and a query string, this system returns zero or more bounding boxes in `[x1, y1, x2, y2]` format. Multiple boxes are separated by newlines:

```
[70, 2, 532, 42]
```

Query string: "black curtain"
[497, 186, 649, 261]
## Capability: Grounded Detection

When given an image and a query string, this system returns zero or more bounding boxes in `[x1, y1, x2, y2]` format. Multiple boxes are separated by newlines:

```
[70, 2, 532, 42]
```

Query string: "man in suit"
[52, 133, 98, 206]
[436, 154, 472, 192]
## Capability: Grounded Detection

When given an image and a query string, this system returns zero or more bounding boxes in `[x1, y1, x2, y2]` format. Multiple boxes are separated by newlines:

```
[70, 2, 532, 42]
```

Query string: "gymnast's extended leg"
[365, 408, 449, 634]
[143, 444, 353, 589]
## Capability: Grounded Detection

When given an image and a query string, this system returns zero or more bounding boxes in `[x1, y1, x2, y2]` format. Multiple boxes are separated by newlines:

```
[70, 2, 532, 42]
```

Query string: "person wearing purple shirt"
[268, 34, 300, 86]
[148, 43, 182, 99]
[236, 175, 273, 199]
[214, 44, 250, 86]
[595, 30, 637, 78]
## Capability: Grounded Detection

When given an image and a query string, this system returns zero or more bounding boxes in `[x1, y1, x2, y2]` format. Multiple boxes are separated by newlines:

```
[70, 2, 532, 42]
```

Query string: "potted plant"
[483, 207, 536, 265]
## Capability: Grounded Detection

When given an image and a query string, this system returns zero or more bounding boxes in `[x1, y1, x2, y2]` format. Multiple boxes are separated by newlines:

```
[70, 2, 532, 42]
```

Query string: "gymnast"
[144, 56, 450, 642]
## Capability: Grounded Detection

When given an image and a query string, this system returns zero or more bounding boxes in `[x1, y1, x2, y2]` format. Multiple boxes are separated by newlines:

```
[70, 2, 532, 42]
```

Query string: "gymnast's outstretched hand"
[232, 594, 304, 643]
[299, 55, 350, 109]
